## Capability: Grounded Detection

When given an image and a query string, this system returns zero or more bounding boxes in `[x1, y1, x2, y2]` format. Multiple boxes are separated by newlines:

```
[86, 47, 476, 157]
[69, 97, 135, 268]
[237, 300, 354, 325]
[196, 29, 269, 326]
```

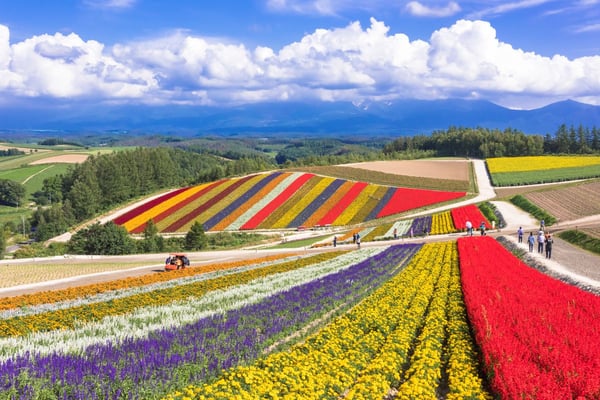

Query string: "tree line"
[383, 125, 600, 158]
[31, 147, 272, 242]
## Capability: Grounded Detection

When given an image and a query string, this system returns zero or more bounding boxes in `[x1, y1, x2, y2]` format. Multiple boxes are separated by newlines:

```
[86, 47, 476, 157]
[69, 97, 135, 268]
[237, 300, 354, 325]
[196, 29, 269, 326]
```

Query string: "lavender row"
[286, 178, 345, 228]
[409, 215, 432, 236]
[202, 172, 282, 230]
[0, 244, 421, 399]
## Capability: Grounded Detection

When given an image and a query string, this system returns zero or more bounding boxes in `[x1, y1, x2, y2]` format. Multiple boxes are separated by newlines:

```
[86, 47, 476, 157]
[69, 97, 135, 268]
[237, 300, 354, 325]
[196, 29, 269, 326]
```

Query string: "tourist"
[393, 228, 398, 239]
[528, 232, 535, 252]
[517, 226, 523, 243]
[466, 220, 473, 236]
[545, 234, 553, 259]
[356, 235, 361, 249]
[333, 236, 337, 247]
[537, 230, 545, 254]
[479, 221, 486, 236]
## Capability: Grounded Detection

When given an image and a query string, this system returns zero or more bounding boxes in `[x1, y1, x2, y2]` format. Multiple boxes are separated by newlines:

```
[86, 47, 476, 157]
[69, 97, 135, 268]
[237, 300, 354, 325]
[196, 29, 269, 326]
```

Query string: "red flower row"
[451, 204, 491, 231]
[458, 236, 600, 399]
[377, 188, 465, 218]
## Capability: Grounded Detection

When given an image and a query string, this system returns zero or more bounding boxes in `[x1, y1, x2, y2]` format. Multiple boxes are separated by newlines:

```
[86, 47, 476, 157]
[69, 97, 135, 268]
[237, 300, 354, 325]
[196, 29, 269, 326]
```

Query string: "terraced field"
[523, 180, 600, 221]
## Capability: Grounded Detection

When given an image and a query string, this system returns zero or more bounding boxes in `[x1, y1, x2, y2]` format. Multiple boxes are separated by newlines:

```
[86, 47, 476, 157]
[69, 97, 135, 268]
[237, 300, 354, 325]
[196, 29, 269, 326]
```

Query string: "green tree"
[0, 224, 5, 259]
[31, 204, 75, 242]
[184, 221, 207, 251]
[68, 222, 135, 255]
[140, 219, 164, 253]
[0, 179, 26, 207]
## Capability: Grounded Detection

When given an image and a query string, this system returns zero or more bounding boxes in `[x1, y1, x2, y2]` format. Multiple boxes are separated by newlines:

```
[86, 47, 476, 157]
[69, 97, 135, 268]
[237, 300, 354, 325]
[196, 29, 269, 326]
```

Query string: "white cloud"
[467, 0, 552, 19]
[405, 1, 461, 17]
[83, 0, 137, 9]
[0, 18, 599, 108]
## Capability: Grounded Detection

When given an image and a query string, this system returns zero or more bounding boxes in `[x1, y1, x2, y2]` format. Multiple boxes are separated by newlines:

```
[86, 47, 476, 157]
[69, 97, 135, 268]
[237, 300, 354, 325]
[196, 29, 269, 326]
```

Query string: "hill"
[1, 99, 599, 139]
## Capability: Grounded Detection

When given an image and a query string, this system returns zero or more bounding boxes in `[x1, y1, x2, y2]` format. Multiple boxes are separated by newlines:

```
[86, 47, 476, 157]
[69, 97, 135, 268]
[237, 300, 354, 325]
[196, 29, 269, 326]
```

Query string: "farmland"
[486, 155, 600, 186]
[112, 171, 467, 233]
[1, 142, 600, 399]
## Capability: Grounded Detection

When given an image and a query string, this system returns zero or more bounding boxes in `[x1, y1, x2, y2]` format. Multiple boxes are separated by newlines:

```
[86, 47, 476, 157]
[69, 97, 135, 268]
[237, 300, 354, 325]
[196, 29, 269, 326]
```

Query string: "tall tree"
[0, 179, 26, 207]
[141, 219, 164, 253]
[184, 221, 207, 251]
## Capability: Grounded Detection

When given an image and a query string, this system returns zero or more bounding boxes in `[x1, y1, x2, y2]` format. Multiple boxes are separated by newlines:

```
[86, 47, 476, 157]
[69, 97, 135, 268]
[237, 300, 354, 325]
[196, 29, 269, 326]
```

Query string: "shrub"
[558, 230, 600, 256]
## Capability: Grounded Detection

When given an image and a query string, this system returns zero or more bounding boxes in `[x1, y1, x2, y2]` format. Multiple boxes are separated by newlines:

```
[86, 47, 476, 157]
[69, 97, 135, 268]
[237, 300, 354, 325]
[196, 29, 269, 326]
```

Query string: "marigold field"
[486, 155, 600, 186]
[1, 236, 597, 399]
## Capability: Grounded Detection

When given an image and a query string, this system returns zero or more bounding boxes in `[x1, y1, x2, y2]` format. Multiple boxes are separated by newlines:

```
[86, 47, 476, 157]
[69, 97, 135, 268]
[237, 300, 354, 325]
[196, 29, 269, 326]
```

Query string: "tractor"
[164, 253, 190, 271]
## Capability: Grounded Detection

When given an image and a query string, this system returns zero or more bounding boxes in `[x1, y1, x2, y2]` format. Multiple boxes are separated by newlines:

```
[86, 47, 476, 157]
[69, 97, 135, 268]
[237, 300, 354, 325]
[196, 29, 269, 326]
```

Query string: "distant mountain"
[1, 99, 599, 139]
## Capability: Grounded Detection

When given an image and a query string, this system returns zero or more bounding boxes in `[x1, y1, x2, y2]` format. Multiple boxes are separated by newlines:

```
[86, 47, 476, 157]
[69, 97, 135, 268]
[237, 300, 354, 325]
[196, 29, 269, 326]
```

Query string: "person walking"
[517, 226, 523, 243]
[537, 230, 545, 254]
[466, 220, 473, 236]
[356, 234, 361, 249]
[527, 232, 535, 252]
[479, 221, 486, 236]
[545, 234, 553, 259]
[393, 228, 398, 239]
[333, 236, 337, 248]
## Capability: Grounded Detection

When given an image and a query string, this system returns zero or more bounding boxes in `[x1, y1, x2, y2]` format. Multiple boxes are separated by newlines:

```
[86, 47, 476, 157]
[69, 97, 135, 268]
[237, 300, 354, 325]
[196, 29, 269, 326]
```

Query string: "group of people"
[519, 223, 554, 259]
[465, 220, 487, 236]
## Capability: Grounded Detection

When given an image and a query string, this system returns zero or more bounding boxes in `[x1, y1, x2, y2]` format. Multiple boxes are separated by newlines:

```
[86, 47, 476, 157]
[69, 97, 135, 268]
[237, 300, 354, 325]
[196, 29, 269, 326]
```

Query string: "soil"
[340, 160, 470, 181]
[29, 154, 89, 164]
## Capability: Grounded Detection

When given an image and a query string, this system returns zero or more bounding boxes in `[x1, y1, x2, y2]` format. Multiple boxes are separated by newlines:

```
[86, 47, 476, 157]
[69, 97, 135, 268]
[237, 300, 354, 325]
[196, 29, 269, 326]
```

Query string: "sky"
[0, 0, 599, 112]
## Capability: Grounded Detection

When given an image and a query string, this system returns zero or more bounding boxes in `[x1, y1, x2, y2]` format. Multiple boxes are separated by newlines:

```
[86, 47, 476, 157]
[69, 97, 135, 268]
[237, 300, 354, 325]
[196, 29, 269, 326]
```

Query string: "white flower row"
[225, 172, 304, 231]
[0, 246, 387, 361]
[382, 219, 413, 239]
[0, 255, 302, 319]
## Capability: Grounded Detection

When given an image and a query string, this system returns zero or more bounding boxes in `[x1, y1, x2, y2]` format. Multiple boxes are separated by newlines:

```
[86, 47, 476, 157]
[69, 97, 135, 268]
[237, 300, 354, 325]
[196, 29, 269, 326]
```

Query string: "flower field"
[112, 172, 466, 233]
[3, 234, 599, 398]
[458, 236, 600, 399]
[486, 155, 600, 186]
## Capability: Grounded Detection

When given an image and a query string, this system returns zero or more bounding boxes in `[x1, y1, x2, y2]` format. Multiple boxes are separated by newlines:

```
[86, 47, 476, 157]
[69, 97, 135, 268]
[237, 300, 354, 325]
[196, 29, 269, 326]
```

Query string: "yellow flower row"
[123, 183, 212, 232]
[0, 254, 294, 312]
[430, 210, 457, 235]
[487, 155, 600, 173]
[270, 177, 336, 229]
[258, 175, 320, 229]
[0, 252, 341, 337]
[333, 184, 379, 226]
[165, 242, 491, 399]
[349, 186, 389, 226]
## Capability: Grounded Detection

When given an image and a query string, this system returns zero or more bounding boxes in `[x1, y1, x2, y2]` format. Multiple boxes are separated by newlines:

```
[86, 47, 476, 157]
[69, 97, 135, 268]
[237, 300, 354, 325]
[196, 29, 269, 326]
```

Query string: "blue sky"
[0, 0, 599, 111]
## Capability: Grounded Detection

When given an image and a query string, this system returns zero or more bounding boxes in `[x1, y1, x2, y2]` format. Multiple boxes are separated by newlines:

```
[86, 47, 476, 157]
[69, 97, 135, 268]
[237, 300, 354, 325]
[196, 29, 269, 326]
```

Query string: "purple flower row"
[409, 215, 432, 236]
[202, 172, 282, 230]
[0, 244, 422, 399]
[286, 178, 345, 228]
[365, 187, 396, 221]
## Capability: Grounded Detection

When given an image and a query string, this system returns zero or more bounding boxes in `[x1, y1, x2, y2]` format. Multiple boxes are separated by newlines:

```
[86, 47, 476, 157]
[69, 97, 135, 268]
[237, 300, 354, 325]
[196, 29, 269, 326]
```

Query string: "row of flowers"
[0, 252, 342, 339]
[165, 241, 491, 399]
[112, 172, 466, 233]
[0, 254, 293, 313]
[1, 245, 421, 398]
[486, 155, 600, 174]
[458, 236, 600, 399]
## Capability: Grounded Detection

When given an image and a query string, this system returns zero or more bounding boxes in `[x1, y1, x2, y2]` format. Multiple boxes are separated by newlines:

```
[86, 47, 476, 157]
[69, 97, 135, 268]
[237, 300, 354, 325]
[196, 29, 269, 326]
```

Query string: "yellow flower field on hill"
[487, 155, 600, 173]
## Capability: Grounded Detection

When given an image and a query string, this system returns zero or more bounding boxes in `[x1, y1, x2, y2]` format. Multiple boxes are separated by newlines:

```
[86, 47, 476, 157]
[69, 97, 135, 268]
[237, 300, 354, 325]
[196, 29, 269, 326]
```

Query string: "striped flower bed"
[113, 172, 466, 233]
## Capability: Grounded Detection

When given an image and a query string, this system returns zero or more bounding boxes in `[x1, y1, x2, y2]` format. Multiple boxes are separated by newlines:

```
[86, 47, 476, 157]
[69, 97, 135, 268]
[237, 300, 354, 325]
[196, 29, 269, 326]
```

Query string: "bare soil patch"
[523, 181, 600, 222]
[0, 144, 47, 153]
[29, 154, 89, 164]
[341, 160, 470, 181]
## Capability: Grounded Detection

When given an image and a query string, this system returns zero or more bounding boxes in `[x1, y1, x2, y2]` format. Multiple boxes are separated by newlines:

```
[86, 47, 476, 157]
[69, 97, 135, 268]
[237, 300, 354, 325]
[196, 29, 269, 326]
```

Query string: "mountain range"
[1, 99, 599, 139]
